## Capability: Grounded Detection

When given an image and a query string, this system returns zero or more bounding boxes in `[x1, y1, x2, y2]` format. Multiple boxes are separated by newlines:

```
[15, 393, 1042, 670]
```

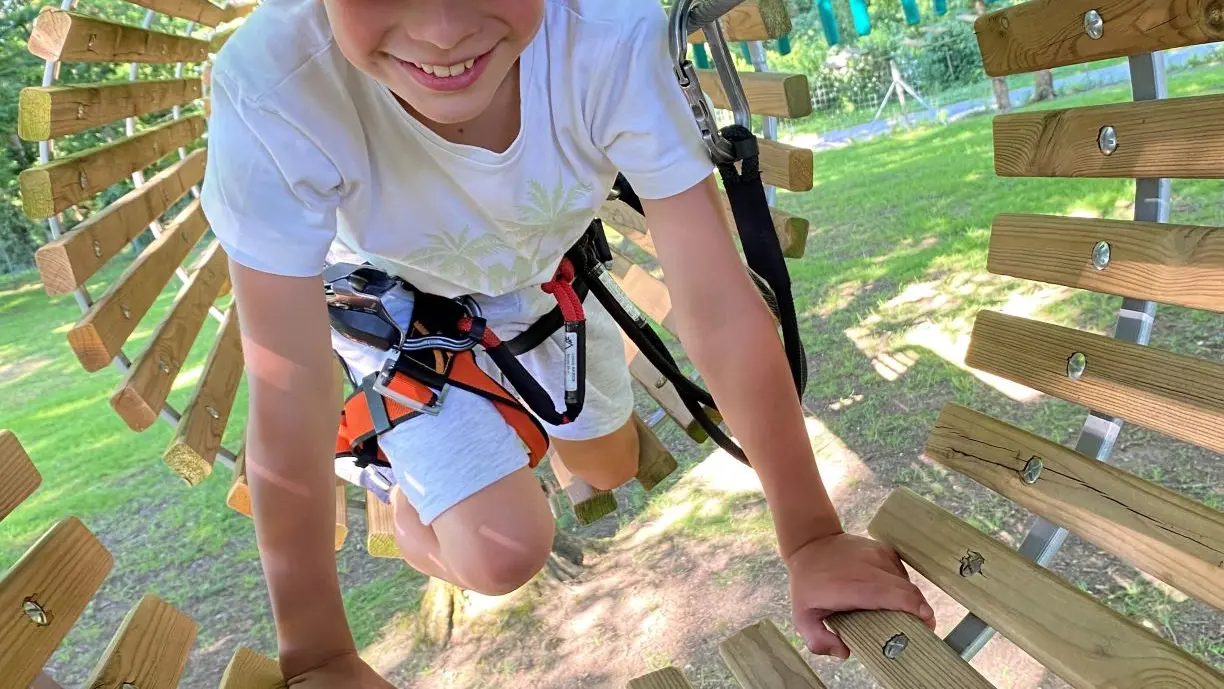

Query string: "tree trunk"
[976, 0, 1011, 113]
[1032, 70, 1056, 101]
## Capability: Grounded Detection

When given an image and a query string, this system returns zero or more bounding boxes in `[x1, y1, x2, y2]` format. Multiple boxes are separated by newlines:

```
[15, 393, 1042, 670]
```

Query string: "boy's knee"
[459, 541, 552, 596]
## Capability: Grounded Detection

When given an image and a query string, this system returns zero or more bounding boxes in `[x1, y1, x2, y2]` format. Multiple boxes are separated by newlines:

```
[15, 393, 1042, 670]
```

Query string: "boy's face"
[324, 0, 544, 124]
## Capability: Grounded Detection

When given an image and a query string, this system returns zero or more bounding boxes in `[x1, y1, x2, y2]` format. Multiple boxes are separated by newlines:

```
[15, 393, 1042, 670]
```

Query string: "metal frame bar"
[944, 50, 1170, 659]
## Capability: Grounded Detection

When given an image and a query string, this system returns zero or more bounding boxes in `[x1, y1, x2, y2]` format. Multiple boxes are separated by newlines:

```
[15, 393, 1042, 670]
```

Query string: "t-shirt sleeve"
[590, 3, 714, 200]
[200, 71, 341, 277]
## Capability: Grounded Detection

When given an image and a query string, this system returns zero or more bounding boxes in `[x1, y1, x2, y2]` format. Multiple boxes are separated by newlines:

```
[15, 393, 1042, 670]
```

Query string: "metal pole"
[747, 40, 778, 206]
[944, 50, 1170, 659]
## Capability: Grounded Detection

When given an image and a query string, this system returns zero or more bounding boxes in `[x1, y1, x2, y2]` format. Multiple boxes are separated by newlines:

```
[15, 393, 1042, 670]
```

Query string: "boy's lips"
[394, 51, 491, 93]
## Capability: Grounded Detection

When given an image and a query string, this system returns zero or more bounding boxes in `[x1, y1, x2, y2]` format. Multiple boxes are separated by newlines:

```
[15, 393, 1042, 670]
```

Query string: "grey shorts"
[332, 286, 634, 525]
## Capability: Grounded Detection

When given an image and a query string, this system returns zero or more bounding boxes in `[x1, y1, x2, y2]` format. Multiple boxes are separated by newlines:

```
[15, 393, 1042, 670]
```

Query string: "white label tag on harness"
[598, 271, 643, 322]
[564, 331, 579, 392]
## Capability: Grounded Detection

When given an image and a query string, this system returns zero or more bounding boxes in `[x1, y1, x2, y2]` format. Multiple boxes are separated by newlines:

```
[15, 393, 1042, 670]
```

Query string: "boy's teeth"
[465, 59, 474, 69]
[416, 60, 473, 78]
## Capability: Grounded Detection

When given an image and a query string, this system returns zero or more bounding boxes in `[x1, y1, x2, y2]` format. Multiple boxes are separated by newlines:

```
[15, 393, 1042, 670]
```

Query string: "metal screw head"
[1022, 457, 1044, 484]
[882, 633, 909, 659]
[23, 599, 49, 626]
[86, 33, 97, 49]
[206, 406, 220, 420]
[92, 239, 103, 258]
[120, 305, 132, 320]
[1067, 352, 1088, 381]
[654, 377, 667, 389]
[78, 170, 89, 190]
[76, 104, 87, 119]
[959, 551, 985, 577]
[1092, 241, 1112, 270]
[1098, 126, 1118, 155]
[158, 359, 171, 374]
[1084, 9, 1104, 39]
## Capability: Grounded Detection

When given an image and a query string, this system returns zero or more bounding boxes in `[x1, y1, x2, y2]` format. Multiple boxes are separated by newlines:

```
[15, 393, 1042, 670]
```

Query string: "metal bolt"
[1084, 9, 1104, 39]
[76, 104, 87, 119]
[1022, 457, 1044, 484]
[79, 170, 89, 190]
[607, 187, 622, 201]
[1067, 352, 1088, 381]
[206, 406, 220, 420]
[92, 239, 103, 258]
[1098, 126, 1118, 155]
[158, 359, 171, 374]
[1092, 241, 1112, 270]
[882, 633, 909, 659]
[23, 599, 49, 626]
[120, 305, 132, 320]
[959, 551, 985, 577]
[654, 377, 667, 389]
[86, 33, 97, 49]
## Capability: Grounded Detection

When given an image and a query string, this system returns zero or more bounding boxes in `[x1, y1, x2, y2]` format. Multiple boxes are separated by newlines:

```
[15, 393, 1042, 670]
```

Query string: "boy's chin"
[391, 87, 497, 126]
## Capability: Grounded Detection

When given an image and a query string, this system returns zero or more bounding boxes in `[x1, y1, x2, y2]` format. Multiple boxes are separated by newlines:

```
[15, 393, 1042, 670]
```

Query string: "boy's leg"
[550, 418, 640, 491]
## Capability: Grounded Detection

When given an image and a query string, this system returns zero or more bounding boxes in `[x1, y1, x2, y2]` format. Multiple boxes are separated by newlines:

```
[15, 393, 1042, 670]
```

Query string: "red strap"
[541, 258, 585, 324]
[457, 316, 502, 348]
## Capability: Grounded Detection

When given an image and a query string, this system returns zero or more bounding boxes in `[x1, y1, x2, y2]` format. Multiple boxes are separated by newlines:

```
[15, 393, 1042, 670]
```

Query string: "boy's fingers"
[801, 626, 851, 659]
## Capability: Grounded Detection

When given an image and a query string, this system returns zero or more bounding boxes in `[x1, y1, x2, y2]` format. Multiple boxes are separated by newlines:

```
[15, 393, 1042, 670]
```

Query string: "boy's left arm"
[640, 174, 935, 658]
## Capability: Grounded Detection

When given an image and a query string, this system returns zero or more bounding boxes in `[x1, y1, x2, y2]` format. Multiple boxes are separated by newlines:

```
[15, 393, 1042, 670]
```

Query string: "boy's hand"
[286, 652, 395, 688]
[786, 532, 936, 659]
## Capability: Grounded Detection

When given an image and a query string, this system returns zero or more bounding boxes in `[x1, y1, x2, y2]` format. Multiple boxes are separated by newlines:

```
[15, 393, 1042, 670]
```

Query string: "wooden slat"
[599, 195, 809, 259]
[366, 491, 399, 558]
[826, 611, 994, 689]
[626, 342, 721, 444]
[222, 1, 258, 22]
[549, 451, 618, 525]
[870, 488, 1224, 688]
[210, 23, 239, 52]
[967, 310, 1224, 454]
[719, 619, 828, 689]
[696, 70, 812, 119]
[31, 672, 63, 689]
[0, 430, 40, 522]
[28, 10, 210, 64]
[0, 517, 113, 689]
[18, 79, 203, 141]
[226, 447, 251, 517]
[988, 214, 1224, 313]
[628, 667, 694, 689]
[759, 139, 813, 192]
[164, 306, 243, 485]
[975, 0, 1224, 78]
[112, 241, 229, 431]
[610, 251, 676, 334]
[993, 95, 1224, 179]
[219, 647, 283, 689]
[19, 115, 205, 220]
[67, 199, 209, 372]
[334, 481, 349, 551]
[34, 148, 206, 296]
[83, 594, 197, 689]
[687, 0, 792, 43]
[123, 0, 226, 27]
[632, 412, 677, 492]
[926, 403, 1224, 611]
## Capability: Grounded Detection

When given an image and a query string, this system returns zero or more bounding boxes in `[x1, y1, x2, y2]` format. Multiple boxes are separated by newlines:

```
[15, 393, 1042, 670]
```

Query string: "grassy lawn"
[2, 61, 1222, 685]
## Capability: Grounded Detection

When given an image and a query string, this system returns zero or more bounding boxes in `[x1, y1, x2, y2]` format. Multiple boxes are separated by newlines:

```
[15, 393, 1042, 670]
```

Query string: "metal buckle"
[372, 356, 448, 416]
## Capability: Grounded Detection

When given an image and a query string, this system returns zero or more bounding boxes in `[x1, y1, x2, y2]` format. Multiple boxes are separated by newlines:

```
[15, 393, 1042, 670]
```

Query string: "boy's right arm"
[229, 261, 391, 687]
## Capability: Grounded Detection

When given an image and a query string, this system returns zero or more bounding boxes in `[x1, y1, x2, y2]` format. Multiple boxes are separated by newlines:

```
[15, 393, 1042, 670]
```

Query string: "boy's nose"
[408, 0, 479, 51]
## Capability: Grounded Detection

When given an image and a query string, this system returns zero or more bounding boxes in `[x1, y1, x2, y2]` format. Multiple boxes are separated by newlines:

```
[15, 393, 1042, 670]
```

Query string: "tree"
[973, 0, 1011, 113]
[1032, 69, 1056, 101]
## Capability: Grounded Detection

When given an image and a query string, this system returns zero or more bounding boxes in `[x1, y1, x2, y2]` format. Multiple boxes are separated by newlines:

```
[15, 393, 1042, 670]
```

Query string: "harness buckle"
[372, 356, 448, 416]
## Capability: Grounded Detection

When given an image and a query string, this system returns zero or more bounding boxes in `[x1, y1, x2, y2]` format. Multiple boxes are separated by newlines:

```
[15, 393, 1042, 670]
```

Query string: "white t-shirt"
[201, 0, 714, 298]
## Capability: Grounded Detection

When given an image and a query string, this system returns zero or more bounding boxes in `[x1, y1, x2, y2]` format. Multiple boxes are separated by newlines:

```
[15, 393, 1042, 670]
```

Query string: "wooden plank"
[164, 306, 243, 485]
[625, 341, 722, 444]
[870, 488, 1224, 689]
[83, 594, 198, 689]
[219, 647, 283, 689]
[549, 452, 618, 525]
[687, 0, 792, 43]
[696, 69, 812, 119]
[966, 310, 1224, 454]
[718, 619, 828, 689]
[222, 1, 258, 22]
[0, 430, 40, 522]
[632, 412, 677, 492]
[18, 79, 203, 141]
[210, 23, 239, 52]
[34, 148, 206, 296]
[988, 214, 1224, 313]
[28, 10, 211, 64]
[226, 446, 251, 517]
[31, 672, 63, 689]
[609, 251, 676, 334]
[0, 517, 113, 689]
[759, 138, 813, 192]
[627, 667, 694, 689]
[112, 241, 229, 431]
[993, 95, 1224, 179]
[366, 491, 399, 558]
[123, 0, 226, 27]
[925, 403, 1224, 611]
[67, 199, 209, 372]
[975, 0, 1224, 78]
[826, 610, 994, 689]
[19, 115, 206, 219]
[334, 481, 349, 551]
[599, 196, 809, 259]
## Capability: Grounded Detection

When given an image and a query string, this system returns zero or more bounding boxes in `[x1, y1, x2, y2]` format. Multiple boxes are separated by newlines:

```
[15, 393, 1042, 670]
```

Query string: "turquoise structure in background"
[816, 0, 841, 45]
[901, 0, 921, 24]
[849, 0, 872, 36]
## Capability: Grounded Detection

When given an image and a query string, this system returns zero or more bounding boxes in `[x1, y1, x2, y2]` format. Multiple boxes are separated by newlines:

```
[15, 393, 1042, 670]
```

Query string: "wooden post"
[549, 452, 617, 526]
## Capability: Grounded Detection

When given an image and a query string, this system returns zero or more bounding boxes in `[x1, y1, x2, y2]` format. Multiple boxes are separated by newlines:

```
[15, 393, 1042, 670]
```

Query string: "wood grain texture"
[124, 0, 226, 26]
[226, 447, 251, 517]
[633, 412, 678, 492]
[988, 214, 1224, 312]
[112, 241, 228, 432]
[870, 488, 1224, 688]
[334, 482, 349, 551]
[67, 199, 209, 372]
[759, 138, 814, 192]
[0, 517, 113, 689]
[83, 594, 197, 689]
[366, 491, 399, 558]
[628, 667, 694, 689]
[163, 305, 243, 485]
[966, 310, 1224, 454]
[826, 610, 994, 689]
[599, 196, 809, 259]
[687, 0, 793, 43]
[0, 430, 40, 522]
[609, 251, 677, 334]
[34, 148, 206, 296]
[975, 0, 1224, 77]
[696, 69, 813, 119]
[18, 79, 202, 141]
[28, 9, 211, 64]
[926, 403, 1224, 611]
[993, 95, 1224, 179]
[219, 647, 284, 689]
[19, 115, 205, 220]
[719, 619, 827, 688]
